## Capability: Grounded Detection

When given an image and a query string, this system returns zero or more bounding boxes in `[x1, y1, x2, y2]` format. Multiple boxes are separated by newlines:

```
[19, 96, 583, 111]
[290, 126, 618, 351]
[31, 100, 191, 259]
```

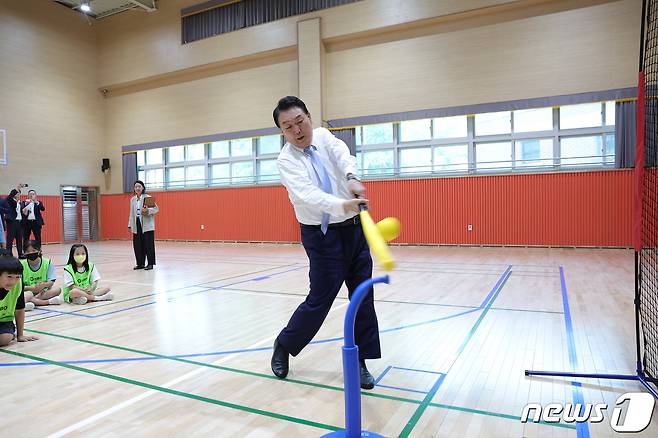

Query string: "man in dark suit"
[0, 196, 9, 249]
[270, 97, 380, 390]
[21, 189, 45, 247]
[5, 184, 26, 258]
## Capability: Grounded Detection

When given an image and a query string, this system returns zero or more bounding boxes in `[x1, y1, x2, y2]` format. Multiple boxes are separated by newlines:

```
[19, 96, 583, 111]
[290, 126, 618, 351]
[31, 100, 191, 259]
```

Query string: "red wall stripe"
[39, 196, 63, 244]
[99, 170, 633, 247]
[100, 185, 300, 242]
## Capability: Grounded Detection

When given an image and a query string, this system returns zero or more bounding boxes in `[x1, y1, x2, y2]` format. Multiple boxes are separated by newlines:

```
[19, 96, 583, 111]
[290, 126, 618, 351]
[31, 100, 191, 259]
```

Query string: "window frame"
[133, 101, 618, 190]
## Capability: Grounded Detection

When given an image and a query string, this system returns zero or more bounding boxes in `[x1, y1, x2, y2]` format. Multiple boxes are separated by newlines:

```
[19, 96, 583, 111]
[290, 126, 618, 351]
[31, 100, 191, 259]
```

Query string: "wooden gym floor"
[1, 241, 655, 437]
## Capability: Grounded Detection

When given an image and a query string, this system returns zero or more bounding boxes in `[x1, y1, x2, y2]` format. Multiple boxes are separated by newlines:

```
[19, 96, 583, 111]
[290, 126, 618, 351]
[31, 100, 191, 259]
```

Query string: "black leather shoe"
[271, 339, 289, 379]
[360, 360, 375, 390]
[144, 265, 153, 270]
[133, 265, 145, 270]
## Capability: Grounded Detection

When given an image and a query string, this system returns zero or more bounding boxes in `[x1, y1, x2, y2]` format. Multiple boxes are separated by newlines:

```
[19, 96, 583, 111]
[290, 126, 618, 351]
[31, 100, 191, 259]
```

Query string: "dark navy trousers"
[277, 221, 381, 360]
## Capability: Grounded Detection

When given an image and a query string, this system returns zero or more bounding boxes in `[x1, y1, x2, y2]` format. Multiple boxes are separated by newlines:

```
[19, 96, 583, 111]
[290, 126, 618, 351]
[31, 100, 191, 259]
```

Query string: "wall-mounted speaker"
[101, 158, 111, 172]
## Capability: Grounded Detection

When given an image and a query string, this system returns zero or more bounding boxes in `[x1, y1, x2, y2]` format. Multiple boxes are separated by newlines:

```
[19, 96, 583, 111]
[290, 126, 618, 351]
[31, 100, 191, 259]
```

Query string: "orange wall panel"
[101, 185, 300, 242]
[100, 170, 633, 247]
[363, 170, 632, 246]
[39, 196, 63, 244]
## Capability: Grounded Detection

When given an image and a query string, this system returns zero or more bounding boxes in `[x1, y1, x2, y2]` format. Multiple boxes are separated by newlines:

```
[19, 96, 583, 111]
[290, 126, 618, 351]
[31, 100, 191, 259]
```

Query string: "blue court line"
[572, 381, 590, 438]
[454, 265, 512, 359]
[399, 373, 447, 437]
[376, 384, 429, 395]
[29, 285, 223, 318]
[559, 266, 590, 438]
[398, 267, 511, 437]
[29, 265, 553, 324]
[98, 285, 218, 315]
[1, 304, 487, 367]
[91, 266, 307, 317]
[0, 356, 162, 366]
[219, 287, 563, 315]
[25, 284, 213, 320]
[391, 366, 444, 375]
[560, 267, 578, 368]
[24, 310, 48, 318]
[92, 301, 175, 318]
[24, 264, 305, 323]
[379, 308, 481, 334]
[374, 366, 446, 395]
[0, 346, 278, 367]
[373, 266, 511, 369]
[30, 307, 96, 318]
[177, 346, 273, 357]
[479, 265, 513, 308]
[29, 266, 306, 321]
[374, 366, 393, 384]
[7, 267, 512, 369]
[177, 266, 306, 301]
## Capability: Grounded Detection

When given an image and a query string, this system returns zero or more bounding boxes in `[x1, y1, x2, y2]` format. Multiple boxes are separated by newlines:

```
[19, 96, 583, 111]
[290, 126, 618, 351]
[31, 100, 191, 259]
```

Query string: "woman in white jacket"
[128, 180, 159, 270]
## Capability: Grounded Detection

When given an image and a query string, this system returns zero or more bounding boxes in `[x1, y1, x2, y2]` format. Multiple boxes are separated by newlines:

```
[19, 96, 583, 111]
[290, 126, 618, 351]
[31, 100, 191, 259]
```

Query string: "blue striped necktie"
[304, 145, 332, 234]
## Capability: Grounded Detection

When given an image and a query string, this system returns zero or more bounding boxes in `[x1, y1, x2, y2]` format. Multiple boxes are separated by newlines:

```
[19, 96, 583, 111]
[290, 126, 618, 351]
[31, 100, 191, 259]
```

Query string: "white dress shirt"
[277, 127, 357, 225]
[135, 196, 142, 219]
[25, 202, 36, 220]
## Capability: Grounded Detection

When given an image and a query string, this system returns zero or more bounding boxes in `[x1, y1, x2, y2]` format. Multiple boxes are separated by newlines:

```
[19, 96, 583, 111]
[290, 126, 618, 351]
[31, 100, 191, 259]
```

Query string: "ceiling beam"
[95, 5, 137, 19]
[128, 0, 157, 12]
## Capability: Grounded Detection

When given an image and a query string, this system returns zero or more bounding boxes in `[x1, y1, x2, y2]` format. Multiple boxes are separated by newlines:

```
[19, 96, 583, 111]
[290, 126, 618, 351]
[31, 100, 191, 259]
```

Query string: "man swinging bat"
[270, 96, 381, 390]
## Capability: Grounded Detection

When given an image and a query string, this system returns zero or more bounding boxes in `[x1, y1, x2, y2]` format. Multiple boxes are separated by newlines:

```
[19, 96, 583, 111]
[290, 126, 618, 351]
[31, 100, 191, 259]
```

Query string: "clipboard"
[143, 196, 156, 208]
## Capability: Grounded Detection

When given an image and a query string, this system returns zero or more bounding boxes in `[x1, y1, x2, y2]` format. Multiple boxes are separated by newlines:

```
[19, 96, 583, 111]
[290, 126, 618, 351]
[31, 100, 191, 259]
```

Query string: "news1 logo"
[521, 392, 655, 432]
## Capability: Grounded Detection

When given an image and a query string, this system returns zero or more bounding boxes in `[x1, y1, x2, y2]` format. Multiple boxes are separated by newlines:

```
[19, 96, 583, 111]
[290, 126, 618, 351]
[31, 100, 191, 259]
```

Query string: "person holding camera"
[21, 189, 45, 247]
[5, 184, 26, 258]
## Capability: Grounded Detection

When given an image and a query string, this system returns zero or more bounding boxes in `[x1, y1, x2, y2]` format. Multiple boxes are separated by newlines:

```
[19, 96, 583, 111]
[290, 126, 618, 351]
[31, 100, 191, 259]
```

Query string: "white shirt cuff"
[328, 197, 345, 217]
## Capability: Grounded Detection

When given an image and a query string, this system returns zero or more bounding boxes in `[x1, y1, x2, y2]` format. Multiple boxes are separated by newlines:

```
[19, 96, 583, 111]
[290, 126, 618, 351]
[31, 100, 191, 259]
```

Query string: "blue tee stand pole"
[322, 275, 389, 438]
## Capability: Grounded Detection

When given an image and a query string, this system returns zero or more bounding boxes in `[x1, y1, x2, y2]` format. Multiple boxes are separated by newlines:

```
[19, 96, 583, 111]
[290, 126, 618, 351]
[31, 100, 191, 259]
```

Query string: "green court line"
[398, 268, 512, 438]
[25, 328, 411, 400]
[18, 328, 577, 431]
[222, 287, 482, 310]
[426, 403, 577, 430]
[398, 374, 445, 438]
[28, 290, 171, 322]
[0, 349, 340, 433]
[27, 264, 299, 323]
[489, 306, 563, 315]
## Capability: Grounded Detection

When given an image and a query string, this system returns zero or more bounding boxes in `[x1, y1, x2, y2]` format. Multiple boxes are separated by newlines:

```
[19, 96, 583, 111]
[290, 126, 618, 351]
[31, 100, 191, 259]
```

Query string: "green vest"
[64, 263, 95, 291]
[0, 279, 23, 322]
[20, 258, 51, 287]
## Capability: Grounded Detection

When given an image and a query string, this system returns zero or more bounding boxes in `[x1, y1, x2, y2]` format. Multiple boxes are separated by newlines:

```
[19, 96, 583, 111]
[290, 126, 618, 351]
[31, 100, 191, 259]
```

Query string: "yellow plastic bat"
[359, 204, 400, 272]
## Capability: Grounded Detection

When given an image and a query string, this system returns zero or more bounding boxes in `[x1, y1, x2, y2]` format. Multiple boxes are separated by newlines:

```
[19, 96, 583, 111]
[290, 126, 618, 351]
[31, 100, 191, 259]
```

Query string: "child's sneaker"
[25, 302, 35, 311]
[99, 293, 113, 301]
[48, 296, 63, 305]
[72, 296, 88, 305]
